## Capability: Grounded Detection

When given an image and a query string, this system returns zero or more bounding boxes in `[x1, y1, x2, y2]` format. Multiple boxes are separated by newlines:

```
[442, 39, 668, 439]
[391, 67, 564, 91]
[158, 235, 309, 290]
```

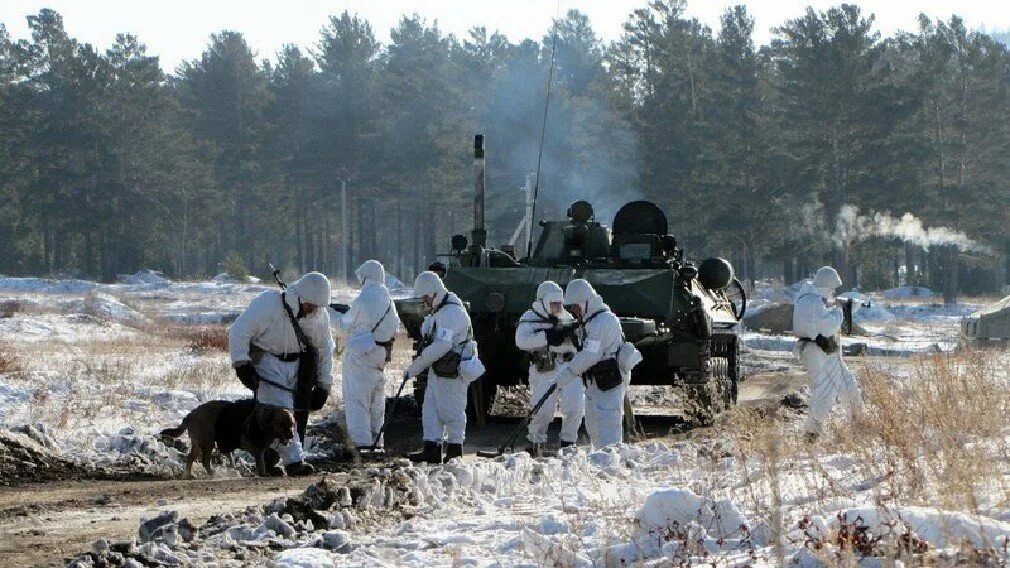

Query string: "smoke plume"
[836, 205, 991, 254]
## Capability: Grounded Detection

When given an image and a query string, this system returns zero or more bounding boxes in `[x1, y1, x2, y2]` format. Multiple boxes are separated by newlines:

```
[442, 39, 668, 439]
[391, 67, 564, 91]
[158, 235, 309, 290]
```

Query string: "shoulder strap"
[583, 309, 607, 326]
[281, 292, 314, 351]
[371, 300, 394, 334]
[576, 309, 609, 349]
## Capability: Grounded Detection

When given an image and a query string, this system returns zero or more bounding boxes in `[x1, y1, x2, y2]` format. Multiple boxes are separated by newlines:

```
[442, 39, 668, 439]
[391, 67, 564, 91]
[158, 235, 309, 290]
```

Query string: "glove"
[309, 386, 329, 411]
[235, 363, 260, 391]
[329, 303, 350, 314]
[551, 365, 579, 389]
[543, 326, 568, 347]
[405, 358, 426, 378]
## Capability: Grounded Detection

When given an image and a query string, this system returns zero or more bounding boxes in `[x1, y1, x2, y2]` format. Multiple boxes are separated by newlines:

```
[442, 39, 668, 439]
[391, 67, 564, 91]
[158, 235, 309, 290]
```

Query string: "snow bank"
[120, 270, 170, 286]
[0, 277, 97, 294]
[832, 506, 1010, 550]
[883, 286, 933, 299]
[385, 274, 406, 291]
[276, 548, 337, 568]
[76, 293, 147, 323]
[637, 488, 752, 543]
[853, 304, 895, 324]
[837, 289, 871, 302]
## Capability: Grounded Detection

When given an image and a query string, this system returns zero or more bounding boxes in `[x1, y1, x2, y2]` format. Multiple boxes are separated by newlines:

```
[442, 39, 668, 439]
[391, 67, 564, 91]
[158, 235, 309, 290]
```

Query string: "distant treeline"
[0, 4, 1008, 294]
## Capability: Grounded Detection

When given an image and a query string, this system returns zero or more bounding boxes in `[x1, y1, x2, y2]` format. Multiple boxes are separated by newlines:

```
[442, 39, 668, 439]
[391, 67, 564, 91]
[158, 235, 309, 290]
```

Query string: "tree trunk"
[84, 230, 95, 279]
[356, 197, 366, 267]
[396, 201, 403, 279]
[942, 245, 958, 305]
[295, 196, 304, 274]
[782, 258, 794, 285]
[413, 204, 421, 279]
[904, 242, 916, 285]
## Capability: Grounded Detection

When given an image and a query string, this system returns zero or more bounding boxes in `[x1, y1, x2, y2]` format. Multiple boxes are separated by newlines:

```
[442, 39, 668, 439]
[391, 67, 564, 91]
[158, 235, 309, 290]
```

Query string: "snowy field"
[1, 275, 1008, 566]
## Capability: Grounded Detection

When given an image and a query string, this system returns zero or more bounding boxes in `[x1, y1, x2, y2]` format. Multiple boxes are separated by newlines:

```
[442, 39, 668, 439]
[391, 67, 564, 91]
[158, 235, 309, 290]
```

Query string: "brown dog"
[160, 399, 296, 477]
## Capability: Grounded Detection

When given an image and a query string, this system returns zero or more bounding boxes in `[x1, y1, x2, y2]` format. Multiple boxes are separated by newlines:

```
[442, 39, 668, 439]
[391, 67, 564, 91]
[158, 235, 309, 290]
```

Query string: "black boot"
[443, 443, 463, 463]
[284, 461, 315, 476]
[409, 441, 442, 464]
[524, 443, 542, 457]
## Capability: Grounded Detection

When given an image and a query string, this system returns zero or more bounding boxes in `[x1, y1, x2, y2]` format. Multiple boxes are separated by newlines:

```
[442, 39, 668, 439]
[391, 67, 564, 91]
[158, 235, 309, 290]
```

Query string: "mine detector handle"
[476, 383, 558, 458]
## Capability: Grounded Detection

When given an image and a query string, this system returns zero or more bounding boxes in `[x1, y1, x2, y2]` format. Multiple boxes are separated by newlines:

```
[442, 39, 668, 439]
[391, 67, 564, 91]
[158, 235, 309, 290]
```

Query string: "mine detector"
[395, 135, 746, 427]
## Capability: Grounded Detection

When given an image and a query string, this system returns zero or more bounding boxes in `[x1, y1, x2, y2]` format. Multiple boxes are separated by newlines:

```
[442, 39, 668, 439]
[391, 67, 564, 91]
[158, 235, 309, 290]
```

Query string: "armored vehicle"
[397, 135, 746, 425]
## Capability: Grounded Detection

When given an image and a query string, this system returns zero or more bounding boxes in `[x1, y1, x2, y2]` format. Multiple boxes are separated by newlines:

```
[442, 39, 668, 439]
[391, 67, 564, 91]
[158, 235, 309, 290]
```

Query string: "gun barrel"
[472, 134, 487, 249]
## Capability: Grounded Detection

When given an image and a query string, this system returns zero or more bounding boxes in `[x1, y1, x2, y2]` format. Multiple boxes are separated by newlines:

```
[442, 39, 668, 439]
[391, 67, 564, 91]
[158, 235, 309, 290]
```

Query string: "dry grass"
[715, 348, 1010, 565]
[834, 350, 1010, 511]
[162, 359, 233, 392]
[174, 325, 230, 354]
[0, 342, 25, 375]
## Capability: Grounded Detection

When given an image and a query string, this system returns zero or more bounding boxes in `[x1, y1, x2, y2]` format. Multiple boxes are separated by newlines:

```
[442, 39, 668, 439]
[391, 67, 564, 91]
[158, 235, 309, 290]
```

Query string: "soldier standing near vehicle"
[792, 266, 865, 441]
[550, 279, 640, 448]
[332, 260, 400, 451]
[515, 281, 583, 455]
[405, 271, 483, 463]
[229, 271, 335, 476]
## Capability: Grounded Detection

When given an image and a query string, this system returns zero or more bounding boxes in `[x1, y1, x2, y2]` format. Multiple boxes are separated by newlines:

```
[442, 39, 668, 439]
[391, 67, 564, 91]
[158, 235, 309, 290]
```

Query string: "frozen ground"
[1, 275, 1006, 567]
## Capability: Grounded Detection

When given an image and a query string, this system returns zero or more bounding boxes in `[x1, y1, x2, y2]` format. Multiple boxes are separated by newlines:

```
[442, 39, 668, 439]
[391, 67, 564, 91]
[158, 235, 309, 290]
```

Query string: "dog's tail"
[159, 415, 190, 438]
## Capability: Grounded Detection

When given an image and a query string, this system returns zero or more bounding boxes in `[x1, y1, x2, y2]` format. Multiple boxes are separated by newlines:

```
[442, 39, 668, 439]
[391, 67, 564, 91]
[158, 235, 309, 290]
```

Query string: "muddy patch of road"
[0, 475, 334, 567]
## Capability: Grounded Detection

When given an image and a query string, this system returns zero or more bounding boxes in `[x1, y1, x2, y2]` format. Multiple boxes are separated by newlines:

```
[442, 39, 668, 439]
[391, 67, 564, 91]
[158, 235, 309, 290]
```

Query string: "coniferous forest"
[1, 3, 1008, 298]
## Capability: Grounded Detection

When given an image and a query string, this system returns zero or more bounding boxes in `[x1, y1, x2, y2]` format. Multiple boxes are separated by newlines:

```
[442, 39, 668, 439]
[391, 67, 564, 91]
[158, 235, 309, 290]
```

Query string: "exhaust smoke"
[836, 205, 991, 254]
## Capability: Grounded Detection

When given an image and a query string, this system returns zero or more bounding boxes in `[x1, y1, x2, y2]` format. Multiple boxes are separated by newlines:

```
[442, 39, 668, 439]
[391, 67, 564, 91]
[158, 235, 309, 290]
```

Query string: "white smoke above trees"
[836, 205, 992, 254]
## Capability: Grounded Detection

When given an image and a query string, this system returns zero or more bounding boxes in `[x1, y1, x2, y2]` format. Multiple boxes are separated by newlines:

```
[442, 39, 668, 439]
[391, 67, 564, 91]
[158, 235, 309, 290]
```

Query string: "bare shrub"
[0, 342, 24, 375]
[179, 325, 230, 353]
[833, 350, 1010, 510]
[0, 300, 26, 318]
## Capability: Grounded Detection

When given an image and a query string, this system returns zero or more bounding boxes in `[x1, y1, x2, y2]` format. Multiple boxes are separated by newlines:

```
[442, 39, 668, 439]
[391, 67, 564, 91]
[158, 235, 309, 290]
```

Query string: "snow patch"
[276, 548, 337, 568]
[883, 286, 933, 299]
[0, 277, 97, 294]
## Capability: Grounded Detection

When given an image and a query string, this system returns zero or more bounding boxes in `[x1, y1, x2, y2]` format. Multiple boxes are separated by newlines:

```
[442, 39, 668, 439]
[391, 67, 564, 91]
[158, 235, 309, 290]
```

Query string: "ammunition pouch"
[800, 334, 839, 355]
[584, 357, 622, 391]
[529, 349, 557, 373]
[431, 350, 462, 378]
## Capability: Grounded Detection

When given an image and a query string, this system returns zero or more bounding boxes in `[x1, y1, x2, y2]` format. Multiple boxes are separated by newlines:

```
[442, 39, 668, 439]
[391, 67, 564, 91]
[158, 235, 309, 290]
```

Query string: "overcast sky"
[2, 1, 1006, 73]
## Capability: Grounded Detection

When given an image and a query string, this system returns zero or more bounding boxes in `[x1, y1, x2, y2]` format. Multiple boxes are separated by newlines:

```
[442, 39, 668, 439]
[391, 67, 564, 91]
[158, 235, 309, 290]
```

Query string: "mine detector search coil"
[476, 383, 558, 458]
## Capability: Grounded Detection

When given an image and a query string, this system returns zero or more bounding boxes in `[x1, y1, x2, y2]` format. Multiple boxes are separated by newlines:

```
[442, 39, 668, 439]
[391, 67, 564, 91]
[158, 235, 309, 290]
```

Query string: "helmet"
[536, 281, 565, 305]
[413, 271, 447, 301]
[291, 272, 331, 306]
[563, 278, 598, 315]
[813, 266, 843, 290]
[355, 260, 385, 286]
